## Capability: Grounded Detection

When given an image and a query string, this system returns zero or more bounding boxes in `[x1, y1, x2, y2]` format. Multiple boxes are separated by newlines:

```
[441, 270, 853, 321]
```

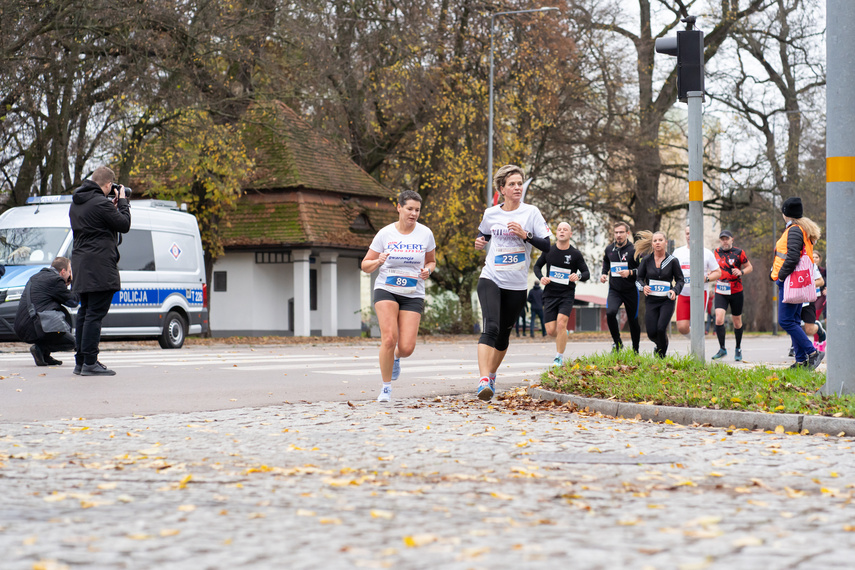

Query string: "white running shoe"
[477, 378, 493, 401]
[377, 385, 392, 403]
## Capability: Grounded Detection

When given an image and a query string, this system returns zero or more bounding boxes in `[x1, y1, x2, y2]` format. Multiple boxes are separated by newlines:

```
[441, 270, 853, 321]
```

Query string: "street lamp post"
[487, 7, 559, 206]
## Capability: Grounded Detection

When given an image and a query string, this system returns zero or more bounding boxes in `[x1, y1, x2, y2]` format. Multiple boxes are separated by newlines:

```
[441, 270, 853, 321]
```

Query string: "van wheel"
[159, 311, 186, 349]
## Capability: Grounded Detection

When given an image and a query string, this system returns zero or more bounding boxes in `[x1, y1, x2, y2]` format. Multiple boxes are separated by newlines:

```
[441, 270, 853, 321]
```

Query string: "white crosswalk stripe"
[0, 350, 549, 379]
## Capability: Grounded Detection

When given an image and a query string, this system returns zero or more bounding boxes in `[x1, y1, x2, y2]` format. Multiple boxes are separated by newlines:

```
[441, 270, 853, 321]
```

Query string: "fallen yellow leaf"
[319, 517, 342, 525]
[460, 546, 490, 559]
[160, 529, 180, 537]
[370, 510, 395, 520]
[403, 534, 438, 547]
[177, 504, 196, 512]
[733, 536, 763, 547]
[774, 425, 785, 434]
[32, 560, 69, 570]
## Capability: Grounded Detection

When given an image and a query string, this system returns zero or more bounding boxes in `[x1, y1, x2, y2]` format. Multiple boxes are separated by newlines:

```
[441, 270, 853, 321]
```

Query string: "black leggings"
[478, 278, 527, 352]
[645, 296, 675, 357]
[606, 288, 641, 350]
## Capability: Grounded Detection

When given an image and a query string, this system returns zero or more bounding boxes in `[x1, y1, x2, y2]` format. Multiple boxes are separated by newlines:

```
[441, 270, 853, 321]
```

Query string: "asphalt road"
[0, 334, 807, 423]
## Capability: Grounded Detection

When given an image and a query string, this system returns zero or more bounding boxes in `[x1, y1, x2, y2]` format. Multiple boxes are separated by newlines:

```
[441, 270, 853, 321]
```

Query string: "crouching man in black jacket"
[69, 166, 131, 376]
[14, 257, 78, 366]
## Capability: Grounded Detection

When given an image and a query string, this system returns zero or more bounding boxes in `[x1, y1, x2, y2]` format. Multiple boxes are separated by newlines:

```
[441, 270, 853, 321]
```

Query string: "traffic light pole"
[688, 91, 705, 360]
[821, 0, 855, 395]
[654, 17, 704, 358]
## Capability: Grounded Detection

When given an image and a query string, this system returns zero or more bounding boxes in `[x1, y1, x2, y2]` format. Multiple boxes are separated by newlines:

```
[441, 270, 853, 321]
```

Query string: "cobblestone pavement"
[1, 389, 854, 570]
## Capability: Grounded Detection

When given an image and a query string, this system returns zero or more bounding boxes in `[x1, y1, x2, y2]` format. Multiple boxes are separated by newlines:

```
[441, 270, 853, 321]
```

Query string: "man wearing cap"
[672, 225, 721, 338]
[711, 230, 753, 361]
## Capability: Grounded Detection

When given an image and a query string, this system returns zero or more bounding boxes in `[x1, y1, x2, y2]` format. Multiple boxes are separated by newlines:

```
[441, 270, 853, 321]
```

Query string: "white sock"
[555, 352, 563, 358]
[383, 382, 391, 388]
[488, 373, 496, 381]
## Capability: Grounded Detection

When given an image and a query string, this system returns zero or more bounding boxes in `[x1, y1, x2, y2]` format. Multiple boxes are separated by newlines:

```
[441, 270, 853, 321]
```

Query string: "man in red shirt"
[711, 230, 753, 361]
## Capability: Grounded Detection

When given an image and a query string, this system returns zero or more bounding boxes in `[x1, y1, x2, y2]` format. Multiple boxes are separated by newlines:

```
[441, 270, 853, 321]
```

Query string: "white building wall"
[211, 249, 363, 337]
[210, 252, 256, 333]
[338, 257, 363, 331]
[253, 261, 291, 332]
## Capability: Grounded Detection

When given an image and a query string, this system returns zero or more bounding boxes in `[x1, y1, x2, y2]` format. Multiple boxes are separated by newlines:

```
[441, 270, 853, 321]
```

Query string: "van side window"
[118, 230, 156, 271]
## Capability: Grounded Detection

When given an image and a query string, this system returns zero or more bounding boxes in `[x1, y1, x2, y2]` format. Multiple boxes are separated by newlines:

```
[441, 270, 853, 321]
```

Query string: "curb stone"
[526, 386, 855, 436]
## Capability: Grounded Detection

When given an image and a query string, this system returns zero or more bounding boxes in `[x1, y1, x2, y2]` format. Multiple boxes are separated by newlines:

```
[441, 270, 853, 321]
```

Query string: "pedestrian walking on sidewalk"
[771, 197, 824, 370]
[527, 281, 546, 337]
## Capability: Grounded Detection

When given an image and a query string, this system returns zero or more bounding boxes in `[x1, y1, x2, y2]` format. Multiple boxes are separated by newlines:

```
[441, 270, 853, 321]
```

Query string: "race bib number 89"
[385, 269, 419, 295]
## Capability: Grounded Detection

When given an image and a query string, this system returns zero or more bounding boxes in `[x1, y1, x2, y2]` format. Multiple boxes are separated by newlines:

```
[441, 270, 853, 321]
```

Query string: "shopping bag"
[783, 252, 817, 304]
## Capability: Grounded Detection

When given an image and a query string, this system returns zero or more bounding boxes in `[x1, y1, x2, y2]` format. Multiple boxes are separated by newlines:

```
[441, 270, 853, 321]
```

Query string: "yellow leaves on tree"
[131, 110, 253, 263]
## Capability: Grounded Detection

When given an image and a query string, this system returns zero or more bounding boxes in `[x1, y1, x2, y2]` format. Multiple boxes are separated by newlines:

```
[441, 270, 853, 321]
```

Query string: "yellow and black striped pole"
[821, 1, 855, 395]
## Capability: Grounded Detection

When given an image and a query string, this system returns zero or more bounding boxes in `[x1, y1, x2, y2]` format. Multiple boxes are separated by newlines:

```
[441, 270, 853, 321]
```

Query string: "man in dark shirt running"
[534, 222, 590, 365]
[599, 222, 640, 352]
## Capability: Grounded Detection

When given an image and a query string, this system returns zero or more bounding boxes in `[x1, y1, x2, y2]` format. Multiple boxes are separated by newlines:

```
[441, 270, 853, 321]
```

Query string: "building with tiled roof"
[210, 102, 397, 337]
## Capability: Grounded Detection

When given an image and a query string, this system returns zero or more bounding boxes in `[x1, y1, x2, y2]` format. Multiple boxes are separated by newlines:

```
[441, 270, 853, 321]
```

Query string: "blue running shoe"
[391, 357, 401, 381]
[552, 355, 563, 366]
[477, 378, 493, 401]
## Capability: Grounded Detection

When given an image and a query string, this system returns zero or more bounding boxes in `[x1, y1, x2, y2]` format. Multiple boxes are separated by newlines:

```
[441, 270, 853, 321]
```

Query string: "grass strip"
[541, 350, 855, 419]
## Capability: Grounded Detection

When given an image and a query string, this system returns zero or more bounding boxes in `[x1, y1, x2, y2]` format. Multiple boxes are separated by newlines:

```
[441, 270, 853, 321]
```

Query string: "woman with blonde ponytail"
[636, 231, 685, 357]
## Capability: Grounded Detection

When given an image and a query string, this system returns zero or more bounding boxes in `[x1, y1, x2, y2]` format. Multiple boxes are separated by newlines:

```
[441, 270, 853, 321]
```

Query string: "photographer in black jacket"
[69, 166, 131, 376]
[14, 257, 77, 366]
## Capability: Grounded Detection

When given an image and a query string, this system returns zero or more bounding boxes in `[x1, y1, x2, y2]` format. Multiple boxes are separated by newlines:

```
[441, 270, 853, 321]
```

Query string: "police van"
[0, 195, 208, 348]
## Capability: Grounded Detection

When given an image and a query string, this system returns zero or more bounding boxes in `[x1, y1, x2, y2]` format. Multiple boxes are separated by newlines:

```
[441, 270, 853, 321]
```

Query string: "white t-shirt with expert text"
[370, 222, 436, 299]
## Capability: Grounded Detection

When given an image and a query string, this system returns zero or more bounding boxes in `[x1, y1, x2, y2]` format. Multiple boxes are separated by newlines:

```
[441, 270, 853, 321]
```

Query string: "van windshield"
[0, 227, 70, 265]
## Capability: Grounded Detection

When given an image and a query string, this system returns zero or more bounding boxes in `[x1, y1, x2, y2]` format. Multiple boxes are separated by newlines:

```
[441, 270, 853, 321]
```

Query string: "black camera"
[109, 183, 132, 199]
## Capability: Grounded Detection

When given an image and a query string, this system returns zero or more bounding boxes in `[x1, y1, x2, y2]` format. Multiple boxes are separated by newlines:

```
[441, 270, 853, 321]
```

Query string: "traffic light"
[655, 17, 704, 102]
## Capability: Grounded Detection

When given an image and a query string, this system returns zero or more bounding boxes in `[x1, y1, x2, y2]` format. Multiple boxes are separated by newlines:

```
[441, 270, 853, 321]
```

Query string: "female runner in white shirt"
[473, 165, 551, 400]
[362, 190, 436, 402]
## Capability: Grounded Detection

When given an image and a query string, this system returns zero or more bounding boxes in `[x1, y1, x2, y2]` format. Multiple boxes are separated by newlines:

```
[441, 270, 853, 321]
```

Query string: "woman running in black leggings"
[636, 231, 684, 357]
[473, 165, 551, 400]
